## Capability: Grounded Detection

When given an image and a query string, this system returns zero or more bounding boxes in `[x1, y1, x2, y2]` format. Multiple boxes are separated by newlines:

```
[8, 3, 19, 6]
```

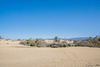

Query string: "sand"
[0, 40, 100, 67]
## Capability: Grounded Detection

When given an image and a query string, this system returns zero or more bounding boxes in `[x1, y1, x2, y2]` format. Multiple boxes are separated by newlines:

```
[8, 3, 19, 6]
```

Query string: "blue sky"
[0, 0, 100, 39]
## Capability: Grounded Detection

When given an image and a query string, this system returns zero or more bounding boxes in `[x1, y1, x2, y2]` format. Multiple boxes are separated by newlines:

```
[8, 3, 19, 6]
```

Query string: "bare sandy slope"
[0, 40, 100, 67]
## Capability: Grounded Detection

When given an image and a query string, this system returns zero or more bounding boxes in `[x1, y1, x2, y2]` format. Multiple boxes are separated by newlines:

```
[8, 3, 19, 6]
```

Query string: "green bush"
[63, 44, 67, 47]
[20, 39, 35, 46]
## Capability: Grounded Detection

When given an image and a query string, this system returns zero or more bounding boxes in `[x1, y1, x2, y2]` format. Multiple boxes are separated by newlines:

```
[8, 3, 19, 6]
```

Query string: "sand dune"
[0, 40, 100, 67]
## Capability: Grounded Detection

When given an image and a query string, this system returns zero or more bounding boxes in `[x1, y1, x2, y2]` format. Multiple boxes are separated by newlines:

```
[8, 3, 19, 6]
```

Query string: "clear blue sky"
[0, 0, 100, 39]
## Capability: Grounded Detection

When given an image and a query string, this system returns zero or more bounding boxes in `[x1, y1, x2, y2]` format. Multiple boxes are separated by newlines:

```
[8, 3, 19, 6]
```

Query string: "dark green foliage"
[54, 36, 59, 42]
[98, 38, 100, 41]
[55, 36, 58, 40]
[63, 44, 67, 47]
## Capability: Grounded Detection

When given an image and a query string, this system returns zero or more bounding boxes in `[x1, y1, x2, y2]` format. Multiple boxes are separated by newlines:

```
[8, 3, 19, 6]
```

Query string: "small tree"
[54, 36, 59, 42]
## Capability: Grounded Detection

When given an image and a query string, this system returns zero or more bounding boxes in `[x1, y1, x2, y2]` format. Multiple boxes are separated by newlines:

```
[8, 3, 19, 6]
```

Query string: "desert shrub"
[20, 41, 26, 45]
[50, 42, 68, 48]
[74, 36, 100, 48]
[20, 38, 46, 47]
[52, 42, 62, 47]
[63, 44, 67, 47]
[29, 40, 35, 46]
[46, 44, 51, 47]
[20, 39, 35, 46]
[51, 45, 58, 48]
[73, 41, 78, 44]
[35, 38, 46, 47]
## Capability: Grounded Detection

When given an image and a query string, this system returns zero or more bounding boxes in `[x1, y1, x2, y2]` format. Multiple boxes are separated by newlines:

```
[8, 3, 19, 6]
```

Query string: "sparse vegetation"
[49, 42, 69, 48]
[20, 37, 70, 48]
[20, 38, 47, 47]
[20, 39, 35, 46]
[1, 35, 100, 48]
[16, 35, 100, 48]
[74, 36, 100, 48]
